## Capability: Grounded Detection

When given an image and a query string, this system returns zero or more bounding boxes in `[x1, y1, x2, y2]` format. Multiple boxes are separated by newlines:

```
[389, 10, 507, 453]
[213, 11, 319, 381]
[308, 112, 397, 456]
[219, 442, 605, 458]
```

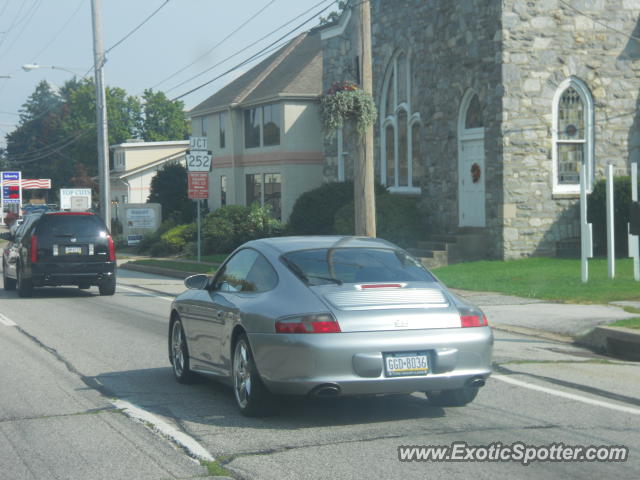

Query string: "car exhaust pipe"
[466, 377, 486, 388]
[309, 384, 341, 397]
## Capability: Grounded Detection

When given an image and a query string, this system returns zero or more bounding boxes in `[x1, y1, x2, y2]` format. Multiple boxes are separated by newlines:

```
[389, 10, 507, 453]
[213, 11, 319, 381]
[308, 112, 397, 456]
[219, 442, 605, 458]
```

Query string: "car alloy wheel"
[170, 319, 193, 383]
[232, 334, 274, 417]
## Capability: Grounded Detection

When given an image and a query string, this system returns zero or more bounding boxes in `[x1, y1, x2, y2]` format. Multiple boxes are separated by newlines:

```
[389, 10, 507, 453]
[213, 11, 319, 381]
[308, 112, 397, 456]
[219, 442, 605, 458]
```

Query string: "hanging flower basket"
[320, 81, 377, 135]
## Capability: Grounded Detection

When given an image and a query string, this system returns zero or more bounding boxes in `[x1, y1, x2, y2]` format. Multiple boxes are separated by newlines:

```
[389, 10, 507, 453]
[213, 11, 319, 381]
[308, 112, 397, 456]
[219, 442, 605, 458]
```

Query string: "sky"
[0, 0, 339, 148]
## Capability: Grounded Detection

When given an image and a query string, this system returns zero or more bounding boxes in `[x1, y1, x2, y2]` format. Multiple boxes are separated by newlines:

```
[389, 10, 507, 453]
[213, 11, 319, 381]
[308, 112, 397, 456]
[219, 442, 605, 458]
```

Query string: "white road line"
[117, 284, 174, 302]
[0, 312, 17, 327]
[493, 374, 640, 416]
[112, 399, 214, 462]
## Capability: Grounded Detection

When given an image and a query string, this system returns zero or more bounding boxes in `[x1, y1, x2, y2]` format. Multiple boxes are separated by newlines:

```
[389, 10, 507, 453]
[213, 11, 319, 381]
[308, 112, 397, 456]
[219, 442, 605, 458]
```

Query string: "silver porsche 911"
[168, 236, 493, 416]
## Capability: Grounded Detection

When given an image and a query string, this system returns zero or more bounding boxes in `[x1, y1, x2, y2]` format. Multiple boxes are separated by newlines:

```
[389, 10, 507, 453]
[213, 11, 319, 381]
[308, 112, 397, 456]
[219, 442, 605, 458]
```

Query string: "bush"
[287, 181, 387, 235]
[161, 223, 196, 254]
[202, 204, 283, 254]
[136, 214, 181, 254]
[588, 175, 640, 257]
[334, 194, 427, 248]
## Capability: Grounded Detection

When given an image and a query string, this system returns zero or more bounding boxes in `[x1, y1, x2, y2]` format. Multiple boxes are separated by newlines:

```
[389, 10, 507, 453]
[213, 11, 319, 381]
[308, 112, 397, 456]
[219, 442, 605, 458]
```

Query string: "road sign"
[186, 152, 212, 172]
[2, 171, 21, 204]
[188, 172, 209, 200]
[189, 136, 208, 151]
[60, 188, 91, 211]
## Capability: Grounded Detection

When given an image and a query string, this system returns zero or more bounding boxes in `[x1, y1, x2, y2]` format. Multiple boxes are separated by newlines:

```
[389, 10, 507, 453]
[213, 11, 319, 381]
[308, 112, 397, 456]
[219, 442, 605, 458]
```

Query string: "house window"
[380, 51, 421, 192]
[220, 175, 227, 206]
[246, 173, 262, 206]
[552, 78, 594, 193]
[245, 173, 281, 220]
[219, 112, 226, 149]
[244, 109, 261, 148]
[200, 116, 208, 136]
[262, 104, 281, 146]
[244, 103, 281, 148]
[264, 173, 282, 220]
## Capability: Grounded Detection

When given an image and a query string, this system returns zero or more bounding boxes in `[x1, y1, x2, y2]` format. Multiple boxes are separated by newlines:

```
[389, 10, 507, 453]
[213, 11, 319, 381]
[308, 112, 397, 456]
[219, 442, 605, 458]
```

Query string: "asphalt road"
[0, 268, 638, 479]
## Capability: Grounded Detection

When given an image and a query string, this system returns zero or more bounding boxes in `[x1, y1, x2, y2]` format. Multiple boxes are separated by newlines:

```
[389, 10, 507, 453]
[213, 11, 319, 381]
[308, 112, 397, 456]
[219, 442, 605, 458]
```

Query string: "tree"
[141, 89, 189, 141]
[4, 80, 188, 202]
[148, 162, 193, 223]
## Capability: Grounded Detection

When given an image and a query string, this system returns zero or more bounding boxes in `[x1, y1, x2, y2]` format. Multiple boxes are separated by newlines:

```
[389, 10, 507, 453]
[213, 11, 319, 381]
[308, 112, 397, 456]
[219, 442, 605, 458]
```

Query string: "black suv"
[2, 212, 116, 297]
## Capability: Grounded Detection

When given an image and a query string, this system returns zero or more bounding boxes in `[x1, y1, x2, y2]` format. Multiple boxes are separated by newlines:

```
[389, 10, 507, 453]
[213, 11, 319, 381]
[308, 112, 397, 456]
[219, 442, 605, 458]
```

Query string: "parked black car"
[2, 212, 116, 297]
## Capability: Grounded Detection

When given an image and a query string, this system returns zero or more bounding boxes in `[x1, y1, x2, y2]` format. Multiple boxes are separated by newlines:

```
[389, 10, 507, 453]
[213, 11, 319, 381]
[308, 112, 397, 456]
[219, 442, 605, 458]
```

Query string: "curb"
[121, 263, 640, 361]
[576, 326, 640, 360]
[119, 262, 205, 279]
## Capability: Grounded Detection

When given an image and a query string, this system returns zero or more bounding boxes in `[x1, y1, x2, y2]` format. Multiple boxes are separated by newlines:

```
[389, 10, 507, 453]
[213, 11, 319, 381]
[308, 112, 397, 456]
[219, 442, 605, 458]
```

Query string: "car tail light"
[31, 236, 38, 263]
[460, 314, 488, 328]
[275, 314, 341, 333]
[107, 235, 116, 261]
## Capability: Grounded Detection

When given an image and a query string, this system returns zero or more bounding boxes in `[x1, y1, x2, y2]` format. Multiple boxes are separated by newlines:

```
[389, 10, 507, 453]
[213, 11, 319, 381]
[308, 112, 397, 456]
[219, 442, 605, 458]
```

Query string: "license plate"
[65, 246, 82, 255]
[384, 351, 429, 377]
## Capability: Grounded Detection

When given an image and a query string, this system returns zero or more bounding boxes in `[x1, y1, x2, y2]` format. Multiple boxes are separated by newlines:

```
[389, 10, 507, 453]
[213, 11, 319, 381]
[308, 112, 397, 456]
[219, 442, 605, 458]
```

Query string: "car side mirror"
[184, 274, 209, 290]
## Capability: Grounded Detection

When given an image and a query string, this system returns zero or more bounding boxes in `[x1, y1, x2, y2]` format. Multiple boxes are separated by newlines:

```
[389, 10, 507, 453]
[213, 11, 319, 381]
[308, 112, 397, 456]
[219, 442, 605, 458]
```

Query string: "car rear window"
[37, 214, 107, 237]
[282, 248, 436, 285]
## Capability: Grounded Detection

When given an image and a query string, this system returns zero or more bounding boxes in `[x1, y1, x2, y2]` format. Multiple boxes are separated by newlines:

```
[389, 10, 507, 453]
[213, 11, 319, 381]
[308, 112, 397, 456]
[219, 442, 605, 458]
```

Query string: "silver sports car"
[168, 236, 493, 416]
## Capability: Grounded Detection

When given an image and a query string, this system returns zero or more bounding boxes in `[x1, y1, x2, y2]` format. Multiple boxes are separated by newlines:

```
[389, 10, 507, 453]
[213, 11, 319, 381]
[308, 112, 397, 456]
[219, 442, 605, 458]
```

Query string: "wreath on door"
[471, 163, 481, 184]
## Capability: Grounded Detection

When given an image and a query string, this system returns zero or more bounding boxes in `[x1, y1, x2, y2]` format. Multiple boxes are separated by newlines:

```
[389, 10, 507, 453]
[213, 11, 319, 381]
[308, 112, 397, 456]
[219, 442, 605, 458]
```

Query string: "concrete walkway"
[117, 260, 640, 360]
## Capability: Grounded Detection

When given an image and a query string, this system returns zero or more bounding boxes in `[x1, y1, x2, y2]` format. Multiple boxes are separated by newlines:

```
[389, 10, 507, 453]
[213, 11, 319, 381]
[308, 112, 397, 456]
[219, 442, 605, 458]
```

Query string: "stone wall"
[501, 0, 640, 258]
[373, 0, 503, 250]
[321, 0, 640, 260]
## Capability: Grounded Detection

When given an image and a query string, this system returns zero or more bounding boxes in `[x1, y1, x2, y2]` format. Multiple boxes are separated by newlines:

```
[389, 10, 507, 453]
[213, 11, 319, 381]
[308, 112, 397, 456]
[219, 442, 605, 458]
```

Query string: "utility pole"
[91, 0, 110, 224]
[354, 0, 376, 236]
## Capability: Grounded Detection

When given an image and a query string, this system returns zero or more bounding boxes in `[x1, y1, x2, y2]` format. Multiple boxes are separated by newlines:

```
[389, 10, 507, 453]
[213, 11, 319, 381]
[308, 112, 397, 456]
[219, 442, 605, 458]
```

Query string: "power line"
[80, 0, 171, 78]
[0, 0, 28, 50]
[105, 0, 170, 54]
[0, 0, 43, 60]
[170, 0, 337, 100]
[150, 0, 278, 91]
[558, 0, 640, 42]
[29, 0, 86, 62]
[0, 0, 11, 17]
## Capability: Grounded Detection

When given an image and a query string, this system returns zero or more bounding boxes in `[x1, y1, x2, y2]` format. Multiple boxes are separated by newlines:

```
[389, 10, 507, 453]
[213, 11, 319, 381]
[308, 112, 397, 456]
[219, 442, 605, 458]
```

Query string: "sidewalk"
[453, 289, 640, 359]
[118, 259, 640, 361]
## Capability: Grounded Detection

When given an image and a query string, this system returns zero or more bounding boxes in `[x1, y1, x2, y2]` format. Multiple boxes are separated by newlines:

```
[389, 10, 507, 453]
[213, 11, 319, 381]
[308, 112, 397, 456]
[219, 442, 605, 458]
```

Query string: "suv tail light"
[31, 236, 38, 263]
[107, 235, 116, 261]
[460, 314, 488, 328]
[275, 314, 341, 333]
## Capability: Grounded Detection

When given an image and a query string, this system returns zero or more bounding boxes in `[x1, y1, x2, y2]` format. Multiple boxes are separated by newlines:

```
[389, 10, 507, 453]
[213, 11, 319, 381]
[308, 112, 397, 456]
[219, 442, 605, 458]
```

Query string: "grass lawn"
[432, 257, 640, 304]
[129, 259, 217, 274]
[610, 318, 640, 329]
[184, 253, 228, 264]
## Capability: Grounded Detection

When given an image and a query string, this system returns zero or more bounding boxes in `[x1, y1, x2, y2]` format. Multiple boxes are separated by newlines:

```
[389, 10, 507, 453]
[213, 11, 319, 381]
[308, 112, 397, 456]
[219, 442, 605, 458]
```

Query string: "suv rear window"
[37, 214, 107, 237]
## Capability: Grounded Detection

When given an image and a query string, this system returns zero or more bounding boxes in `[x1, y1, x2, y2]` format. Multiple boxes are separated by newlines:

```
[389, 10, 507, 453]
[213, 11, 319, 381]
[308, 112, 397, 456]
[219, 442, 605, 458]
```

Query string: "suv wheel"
[3, 264, 16, 291]
[99, 277, 116, 296]
[17, 267, 33, 297]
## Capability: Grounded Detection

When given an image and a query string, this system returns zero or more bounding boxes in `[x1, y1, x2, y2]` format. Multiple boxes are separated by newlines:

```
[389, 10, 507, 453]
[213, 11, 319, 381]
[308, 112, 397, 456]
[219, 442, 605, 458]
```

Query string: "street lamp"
[21, 64, 80, 75]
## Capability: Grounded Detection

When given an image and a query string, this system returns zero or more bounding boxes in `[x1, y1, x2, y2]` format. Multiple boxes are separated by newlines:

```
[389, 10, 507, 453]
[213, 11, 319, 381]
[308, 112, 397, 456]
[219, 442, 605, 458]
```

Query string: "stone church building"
[320, 0, 640, 262]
